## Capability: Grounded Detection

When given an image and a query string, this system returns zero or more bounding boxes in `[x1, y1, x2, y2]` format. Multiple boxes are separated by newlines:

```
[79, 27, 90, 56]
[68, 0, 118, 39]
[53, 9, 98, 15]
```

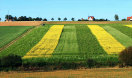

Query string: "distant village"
[79, 16, 132, 21]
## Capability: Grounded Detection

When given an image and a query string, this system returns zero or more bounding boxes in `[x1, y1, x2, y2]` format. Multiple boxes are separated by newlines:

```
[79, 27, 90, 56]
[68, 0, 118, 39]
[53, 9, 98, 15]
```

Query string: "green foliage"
[58, 17, 61, 21]
[5, 15, 13, 20]
[71, 18, 75, 21]
[51, 18, 54, 21]
[122, 19, 127, 21]
[0, 54, 22, 68]
[0, 26, 33, 48]
[64, 17, 67, 21]
[86, 59, 97, 68]
[119, 47, 132, 66]
[114, 14, 119, 21]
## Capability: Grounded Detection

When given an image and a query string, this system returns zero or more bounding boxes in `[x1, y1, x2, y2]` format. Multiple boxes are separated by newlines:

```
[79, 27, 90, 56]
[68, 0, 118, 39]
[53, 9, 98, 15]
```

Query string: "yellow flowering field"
[23, 25, 64, 58]
[125, 25, 132, 28]
[88, 25, 125, 54]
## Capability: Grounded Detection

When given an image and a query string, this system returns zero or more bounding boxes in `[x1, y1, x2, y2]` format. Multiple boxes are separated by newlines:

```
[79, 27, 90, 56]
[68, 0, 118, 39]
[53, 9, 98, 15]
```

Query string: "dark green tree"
[114, 14, 119, 21]
[71, 18, 75, 21]
[51, 18, 54, 21]
[28, 17, 33, 21]
[13, 16, 17, 21]
[122, 18, 126, 21]
[64, 17, 67, 21]
[0, 18, 1, 21]
[5, 15, 13, 20]
[58, 17, 61, 21]
[43, 18, 47, 21]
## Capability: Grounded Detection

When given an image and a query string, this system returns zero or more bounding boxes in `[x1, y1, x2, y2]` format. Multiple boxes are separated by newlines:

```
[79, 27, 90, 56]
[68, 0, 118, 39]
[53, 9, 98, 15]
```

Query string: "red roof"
[88, 16, 94, 20]
[127, 16, 132, 21]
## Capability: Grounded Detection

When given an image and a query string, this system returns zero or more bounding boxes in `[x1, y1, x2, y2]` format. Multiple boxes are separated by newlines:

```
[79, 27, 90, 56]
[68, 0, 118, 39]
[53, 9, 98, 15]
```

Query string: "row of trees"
[5, 15, 47, 21]
[4, 15, 75, 21]
[51, 17, 75, 21]
[0, 14, 129, 21]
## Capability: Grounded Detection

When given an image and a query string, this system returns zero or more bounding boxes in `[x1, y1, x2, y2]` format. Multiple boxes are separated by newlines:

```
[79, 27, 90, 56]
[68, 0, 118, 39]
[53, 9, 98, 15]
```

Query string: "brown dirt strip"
[0, 68, 132, 78]
[1, 21, 132, 26]
[45, 21, 132, 24]
[0, 26, 38, 52]
[0, 21, 44, 26]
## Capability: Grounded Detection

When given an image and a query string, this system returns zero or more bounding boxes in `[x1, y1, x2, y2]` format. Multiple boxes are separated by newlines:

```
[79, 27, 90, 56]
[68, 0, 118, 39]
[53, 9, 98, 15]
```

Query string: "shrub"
[86, 59, 97, 68]
[119, 46, 132, 66]
[1, 54, 22, 68]
[106, 60, 118, 67]
[60, 62, 79, 69]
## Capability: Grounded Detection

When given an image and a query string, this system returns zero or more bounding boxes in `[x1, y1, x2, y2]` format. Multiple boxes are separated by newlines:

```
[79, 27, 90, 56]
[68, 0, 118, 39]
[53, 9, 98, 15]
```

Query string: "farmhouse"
[127, 16, 132, 21]
[88, 16, 95, 21]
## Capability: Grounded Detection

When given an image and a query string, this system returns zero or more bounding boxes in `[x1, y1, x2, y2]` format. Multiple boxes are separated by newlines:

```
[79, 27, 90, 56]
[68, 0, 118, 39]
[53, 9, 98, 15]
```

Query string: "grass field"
[0, 24, 132, 66]
[0, 26, 33, 48]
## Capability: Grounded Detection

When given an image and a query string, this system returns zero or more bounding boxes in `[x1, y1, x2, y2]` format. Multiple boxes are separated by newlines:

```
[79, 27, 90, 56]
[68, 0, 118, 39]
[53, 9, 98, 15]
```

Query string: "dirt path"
[0, 26, 38, 52]
[0, 68, 132, 78]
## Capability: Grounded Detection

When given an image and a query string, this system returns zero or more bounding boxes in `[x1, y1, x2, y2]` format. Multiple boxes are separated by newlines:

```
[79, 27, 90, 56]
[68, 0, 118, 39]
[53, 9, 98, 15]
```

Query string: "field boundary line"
[0, 26, 40, 52]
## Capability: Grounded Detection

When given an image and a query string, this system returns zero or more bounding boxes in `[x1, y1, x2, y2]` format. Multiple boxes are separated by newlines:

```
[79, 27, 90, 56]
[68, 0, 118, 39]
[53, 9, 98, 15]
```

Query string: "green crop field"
[0, 24, 132, 65]
[0, 26, 33, 48]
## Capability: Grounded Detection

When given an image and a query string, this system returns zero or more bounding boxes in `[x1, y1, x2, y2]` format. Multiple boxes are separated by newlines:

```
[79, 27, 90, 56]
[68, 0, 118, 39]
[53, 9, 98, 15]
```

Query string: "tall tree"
[13, 16, 17, 21]
[0, 18, 1, 21]
[64, 17, 67, 21]
[43, 18, 47, 21]
[115, 14, 119, 21]
[29, 17, 33, 21]
[51, 18, 54, 21]
[5, 15, 13, 21]
[71, 18, 75, 21]
[58, 17, 61, 21]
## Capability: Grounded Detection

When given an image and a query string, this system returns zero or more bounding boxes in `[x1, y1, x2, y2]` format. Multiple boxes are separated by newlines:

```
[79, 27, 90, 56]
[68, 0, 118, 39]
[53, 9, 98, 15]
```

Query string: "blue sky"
[0, 0, 132, 21]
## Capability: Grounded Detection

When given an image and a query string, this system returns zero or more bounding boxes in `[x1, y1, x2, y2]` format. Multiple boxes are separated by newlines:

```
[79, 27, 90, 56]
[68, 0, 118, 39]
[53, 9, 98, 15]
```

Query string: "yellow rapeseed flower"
[23, 25, 64, 58]
[125, 25, 132, 28]
[88, 25, 125, 54]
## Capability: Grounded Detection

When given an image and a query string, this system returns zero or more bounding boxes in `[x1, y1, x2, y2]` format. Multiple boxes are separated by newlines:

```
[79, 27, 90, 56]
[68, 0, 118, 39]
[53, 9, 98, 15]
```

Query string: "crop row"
[23, 25, 64, 58]
[0, 25, 52, 58]
[88, 25, 125, 54]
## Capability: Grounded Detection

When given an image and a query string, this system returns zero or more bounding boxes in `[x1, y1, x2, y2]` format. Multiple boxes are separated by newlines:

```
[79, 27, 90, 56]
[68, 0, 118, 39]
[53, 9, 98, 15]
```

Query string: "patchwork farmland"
[0, 23, 132, 69]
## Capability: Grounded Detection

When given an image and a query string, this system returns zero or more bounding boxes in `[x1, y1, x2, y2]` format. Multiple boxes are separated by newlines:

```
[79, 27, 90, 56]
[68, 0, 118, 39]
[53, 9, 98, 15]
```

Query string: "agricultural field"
[0, 24, 132, 65]
[0, 26, 33, 48]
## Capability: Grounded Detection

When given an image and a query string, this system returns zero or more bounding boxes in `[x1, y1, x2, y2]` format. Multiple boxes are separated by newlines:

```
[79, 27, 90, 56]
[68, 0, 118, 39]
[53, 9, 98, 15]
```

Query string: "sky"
[0, 0, 132, 21]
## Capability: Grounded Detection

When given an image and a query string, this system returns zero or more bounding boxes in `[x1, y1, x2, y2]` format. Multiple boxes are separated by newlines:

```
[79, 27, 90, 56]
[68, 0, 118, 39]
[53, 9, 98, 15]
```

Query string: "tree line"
[0, 14, 129, 21]
[5, 15, 47, 21]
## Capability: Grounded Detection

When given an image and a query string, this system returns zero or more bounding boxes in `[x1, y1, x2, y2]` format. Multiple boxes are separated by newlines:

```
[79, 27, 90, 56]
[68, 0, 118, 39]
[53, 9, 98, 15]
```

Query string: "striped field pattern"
[88, 25, 125, 54]
[23, 25, 64, 58]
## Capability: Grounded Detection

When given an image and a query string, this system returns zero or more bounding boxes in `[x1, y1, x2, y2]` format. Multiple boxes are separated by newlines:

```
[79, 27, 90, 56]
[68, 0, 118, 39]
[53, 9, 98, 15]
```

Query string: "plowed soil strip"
[88, 25, 125, 54]
[23, 25, 64, 58]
